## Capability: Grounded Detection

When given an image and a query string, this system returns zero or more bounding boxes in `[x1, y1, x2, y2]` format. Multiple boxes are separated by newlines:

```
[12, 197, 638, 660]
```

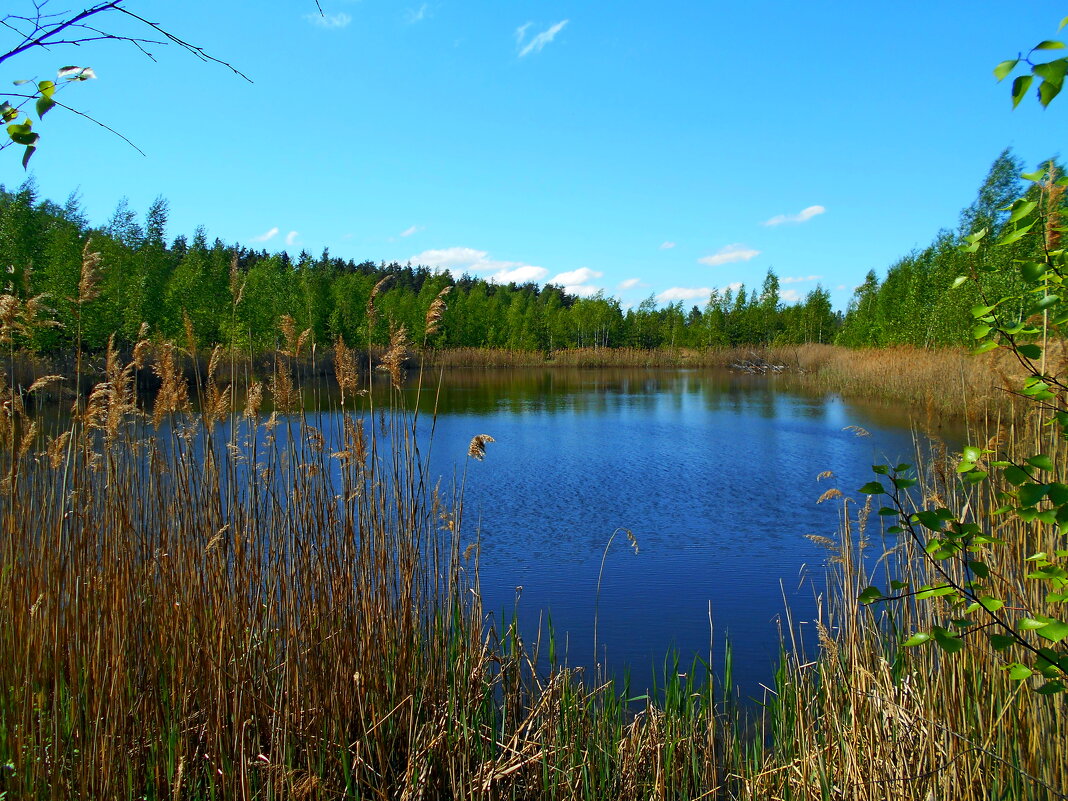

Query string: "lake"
[345, 366, 955, 701]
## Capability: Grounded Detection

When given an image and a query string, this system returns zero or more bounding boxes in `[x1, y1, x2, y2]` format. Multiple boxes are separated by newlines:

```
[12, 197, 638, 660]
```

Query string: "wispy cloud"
[781, 274, 822, 284]
[305, 12, 352, 28]
[698, 243, 760, 267]
[251, 227, 279, 243]
[399, 225, 422, 238]
[489, 265, 549, 284]
[285, 231, 300, 246]
[779, 289, 803, 303]
[659, 241, 676, 250]
[762, 205, 826, 227]
[618, 278, 643, 291]
[409, 246, 547, 283]
[657, 287, 714, 303]
[551, 267, 601, 286]
[517, 20, 569, 57]
[405, 4, 429, 23]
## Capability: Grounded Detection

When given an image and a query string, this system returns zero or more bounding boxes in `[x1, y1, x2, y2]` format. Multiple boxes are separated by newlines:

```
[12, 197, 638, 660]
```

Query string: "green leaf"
[1035, 40, 1067, 50]
[859, 481, 886, 495]
[973, 340, 999, 355]
[932, 627, 965, 654]
[902, 632, 931, 647]
[963, 446, 982, 463]
[1022, 168, 1048, 182]
[1018, 482, 1048, 507]
[989, 634, 1015, 651]
[971, 304, 996, 318]
[1037, 619, 1068, 643]
[1028, 454, 1055, 472]
[10, 131, 38, 146]
[1035, 294, 1061, 310]
[994, 59, 1019, 81]
[1007, 663, 1033, 681]
[1009, 199, 1038, 223]
[1036, 681, 1066, 694]
[858, 586, 883, 605]
[1060, 15, 1068, 31]
[957, 460, 976, 473]
[35, 95, 55, 119]
[951, 275, 969, 289]
[1000, 221, 1036, 245]
[969, 560, 990, 578]
[916, 585, 957, 600]
[37, 79, 55, 98]
[1012, 74, 1034, 107]
[1021, 261, 1049, 281]
[1020, 617, 1049, 631]
[1018, 343, 1042, 360]
[21, 145, 34, 170]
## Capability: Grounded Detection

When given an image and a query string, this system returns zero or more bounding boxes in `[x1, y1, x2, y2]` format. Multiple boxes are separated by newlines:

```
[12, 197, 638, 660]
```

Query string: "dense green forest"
[0, 148, 1055, 354]
[836, 148, 1058, 347]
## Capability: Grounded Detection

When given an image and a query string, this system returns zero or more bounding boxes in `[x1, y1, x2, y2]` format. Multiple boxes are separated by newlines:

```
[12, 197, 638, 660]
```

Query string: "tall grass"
[741, 416, 1068, 800]
[0, 286, 1064, 797]
[0, 323, 737, 798]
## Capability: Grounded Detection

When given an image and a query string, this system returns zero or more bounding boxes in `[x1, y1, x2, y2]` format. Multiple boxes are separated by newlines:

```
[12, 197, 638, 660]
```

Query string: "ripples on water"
[360, 368, 960, 700]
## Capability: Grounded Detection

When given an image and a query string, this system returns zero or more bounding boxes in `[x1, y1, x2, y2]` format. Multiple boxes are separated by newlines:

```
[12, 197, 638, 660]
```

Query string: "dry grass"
[0, 288, 1064, 798]
[0, 313, 735, 800]
[423, 344, 1034, 421]
[741, 413, 1068, 800]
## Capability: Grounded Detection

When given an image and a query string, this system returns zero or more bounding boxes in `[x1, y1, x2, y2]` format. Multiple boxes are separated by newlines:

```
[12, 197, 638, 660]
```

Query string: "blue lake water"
[371, 367, 954, 701]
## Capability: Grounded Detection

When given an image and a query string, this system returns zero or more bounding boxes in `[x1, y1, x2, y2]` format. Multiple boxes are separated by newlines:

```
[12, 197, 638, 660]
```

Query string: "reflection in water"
[304, 367, 961, 700]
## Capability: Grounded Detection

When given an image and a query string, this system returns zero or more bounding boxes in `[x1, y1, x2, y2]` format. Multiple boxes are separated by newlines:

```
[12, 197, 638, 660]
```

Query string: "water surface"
[376, 367, 957, 700]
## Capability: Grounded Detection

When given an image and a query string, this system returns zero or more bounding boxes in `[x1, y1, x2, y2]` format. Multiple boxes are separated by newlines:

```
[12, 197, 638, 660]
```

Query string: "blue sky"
[4, 1, 1066, 309]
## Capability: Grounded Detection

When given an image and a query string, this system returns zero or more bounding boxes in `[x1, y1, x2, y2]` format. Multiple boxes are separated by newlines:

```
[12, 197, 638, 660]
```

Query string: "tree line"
[837, 148, 1061, 347]
[0, 148, 1052, 355]
[0, 179, 839, 354]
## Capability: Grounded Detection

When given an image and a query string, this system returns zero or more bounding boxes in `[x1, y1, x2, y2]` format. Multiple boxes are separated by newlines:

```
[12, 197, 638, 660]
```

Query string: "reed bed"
[741, 415, 1068, 800]
[423, 344, 1029, 421]
[0, 327, 737, 799]
[0, 290, 1065, 797]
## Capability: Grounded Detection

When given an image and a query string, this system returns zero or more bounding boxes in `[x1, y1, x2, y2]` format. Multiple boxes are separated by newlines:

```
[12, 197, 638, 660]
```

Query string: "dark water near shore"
[359, 367, 962, 701]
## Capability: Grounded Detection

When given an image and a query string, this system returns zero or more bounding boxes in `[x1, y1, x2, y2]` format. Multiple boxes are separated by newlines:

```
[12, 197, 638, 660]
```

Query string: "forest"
[0, 147, 1054, 356]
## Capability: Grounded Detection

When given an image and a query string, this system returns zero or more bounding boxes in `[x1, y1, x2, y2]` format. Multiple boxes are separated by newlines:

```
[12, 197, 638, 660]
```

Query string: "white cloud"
[659, 241, 676, 250]
[399, 225, 422, 238]
[779, 289, 803, 303]
[781, 274, 822, 284]
[657, 287, 714, 303]
[836, 284, 847, 291]
[405, 4, 428, 23]
[515, 22, 532, 44]
[410, 245, 548, 281]
[489, 265, 549, 284]
[551, 267, 602, 285]
[564, 284, 601, 297]
[409, 246, 491, 271]
[618, 278, 642, 290]
[762, 205, 826, 227]
[305, 12, 352, 28]
[285, 231, 300, 246]
[251, 227, 279, 243]
[518, 20, 568, 57]
[698, 243, 761, 267]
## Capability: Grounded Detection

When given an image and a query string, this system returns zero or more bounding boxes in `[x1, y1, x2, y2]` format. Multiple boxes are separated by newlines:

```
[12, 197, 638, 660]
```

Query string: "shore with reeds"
[1, 305, 1066, 797]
